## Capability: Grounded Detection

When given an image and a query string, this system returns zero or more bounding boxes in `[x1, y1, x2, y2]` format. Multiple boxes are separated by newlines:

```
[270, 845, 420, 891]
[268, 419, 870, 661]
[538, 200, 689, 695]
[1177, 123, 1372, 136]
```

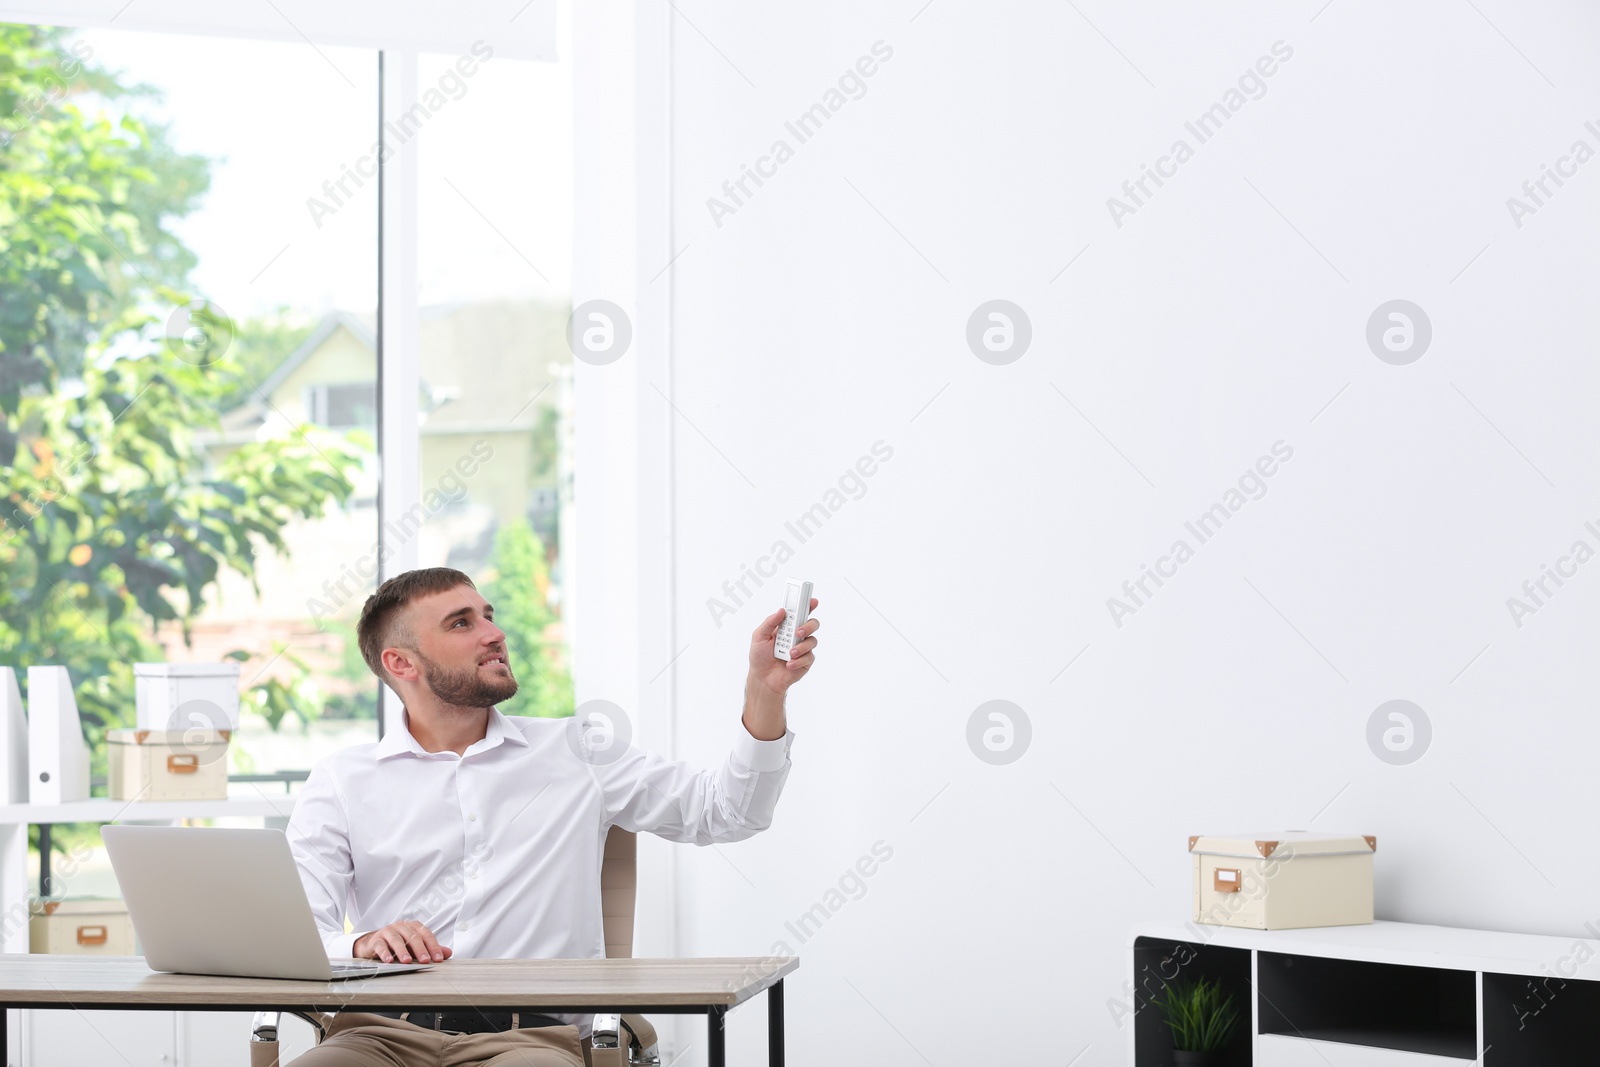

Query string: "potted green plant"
[1152, 975, 1239, 1066]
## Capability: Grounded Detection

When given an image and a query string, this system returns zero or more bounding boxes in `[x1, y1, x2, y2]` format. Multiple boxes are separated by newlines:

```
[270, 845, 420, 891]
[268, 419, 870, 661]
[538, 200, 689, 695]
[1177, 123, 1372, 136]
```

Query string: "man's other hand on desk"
[353, 920, 452, 964]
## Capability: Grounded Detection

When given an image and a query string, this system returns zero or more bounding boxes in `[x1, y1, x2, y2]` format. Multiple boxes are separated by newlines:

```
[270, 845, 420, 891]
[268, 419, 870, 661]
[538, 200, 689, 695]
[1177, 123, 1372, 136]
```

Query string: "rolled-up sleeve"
[286, 759, 361, 958]
[597, 724, 794, 844]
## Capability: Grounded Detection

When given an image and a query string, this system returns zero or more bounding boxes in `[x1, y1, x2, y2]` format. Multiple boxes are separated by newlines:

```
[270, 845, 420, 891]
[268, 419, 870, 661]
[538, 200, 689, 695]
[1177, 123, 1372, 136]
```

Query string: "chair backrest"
[600, 827, 636, 959]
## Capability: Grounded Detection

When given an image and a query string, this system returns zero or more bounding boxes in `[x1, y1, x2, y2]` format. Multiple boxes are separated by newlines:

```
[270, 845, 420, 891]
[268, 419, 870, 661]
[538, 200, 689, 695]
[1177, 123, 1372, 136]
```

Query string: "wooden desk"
[0, 954, 797, 1066]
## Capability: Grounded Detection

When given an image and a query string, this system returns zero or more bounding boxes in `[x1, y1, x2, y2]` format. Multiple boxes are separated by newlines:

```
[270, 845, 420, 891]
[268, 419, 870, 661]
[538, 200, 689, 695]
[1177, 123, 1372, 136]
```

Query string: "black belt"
[372, 1010, 567, 1034]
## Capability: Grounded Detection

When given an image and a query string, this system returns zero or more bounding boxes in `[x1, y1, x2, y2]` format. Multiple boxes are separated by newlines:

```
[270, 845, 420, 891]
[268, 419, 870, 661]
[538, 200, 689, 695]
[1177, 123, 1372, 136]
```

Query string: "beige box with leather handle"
[107, 728, 230, 801]
[29, 898, 136, 955]
[1190, 831, 1376, 930]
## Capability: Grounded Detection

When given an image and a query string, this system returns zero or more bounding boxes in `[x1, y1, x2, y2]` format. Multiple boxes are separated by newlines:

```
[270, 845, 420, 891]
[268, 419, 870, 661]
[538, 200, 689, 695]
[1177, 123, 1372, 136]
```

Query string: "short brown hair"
[356, 567, 476, 680]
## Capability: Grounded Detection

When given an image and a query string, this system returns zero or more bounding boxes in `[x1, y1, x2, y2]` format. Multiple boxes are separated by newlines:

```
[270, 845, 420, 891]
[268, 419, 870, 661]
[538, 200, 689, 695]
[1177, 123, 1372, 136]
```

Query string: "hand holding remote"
[742, 584, 818, 740]
[746, 579, 818, 689]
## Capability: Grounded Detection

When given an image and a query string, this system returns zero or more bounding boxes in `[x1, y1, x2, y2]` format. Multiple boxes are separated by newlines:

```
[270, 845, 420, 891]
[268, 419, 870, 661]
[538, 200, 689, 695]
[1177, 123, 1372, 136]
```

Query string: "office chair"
[249, 827, 660, 1067]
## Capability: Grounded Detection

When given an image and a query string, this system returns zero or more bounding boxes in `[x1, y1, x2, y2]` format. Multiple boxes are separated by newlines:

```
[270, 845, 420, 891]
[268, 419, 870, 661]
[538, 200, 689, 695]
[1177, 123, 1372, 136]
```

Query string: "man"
[286, 567, 818, 1066]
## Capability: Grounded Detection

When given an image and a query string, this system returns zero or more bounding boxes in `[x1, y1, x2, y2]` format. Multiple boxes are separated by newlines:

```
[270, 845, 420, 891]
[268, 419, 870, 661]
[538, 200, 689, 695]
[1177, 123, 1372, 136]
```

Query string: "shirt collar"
[376, 707, 529, 760]
[481, 707, 531, 750]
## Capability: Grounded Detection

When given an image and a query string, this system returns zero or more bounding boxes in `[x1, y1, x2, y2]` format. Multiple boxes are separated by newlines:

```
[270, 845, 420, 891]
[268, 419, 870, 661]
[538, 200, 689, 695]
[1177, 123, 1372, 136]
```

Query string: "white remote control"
[774, 578, 813, 661]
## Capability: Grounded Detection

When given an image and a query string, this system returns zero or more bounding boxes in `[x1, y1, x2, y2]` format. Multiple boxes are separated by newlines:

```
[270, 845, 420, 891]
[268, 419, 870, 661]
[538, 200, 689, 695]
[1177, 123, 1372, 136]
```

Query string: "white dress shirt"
[286, 708, 794, 1031]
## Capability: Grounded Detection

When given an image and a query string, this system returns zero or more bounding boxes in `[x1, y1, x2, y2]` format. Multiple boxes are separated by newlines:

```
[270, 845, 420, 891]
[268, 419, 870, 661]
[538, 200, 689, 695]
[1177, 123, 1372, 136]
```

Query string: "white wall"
[626, 0, 1600, 1063]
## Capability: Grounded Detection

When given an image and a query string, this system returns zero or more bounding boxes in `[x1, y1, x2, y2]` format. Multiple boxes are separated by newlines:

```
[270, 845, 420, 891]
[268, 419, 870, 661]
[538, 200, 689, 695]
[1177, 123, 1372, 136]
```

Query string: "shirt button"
[468, 813, 478, 822]
[457, 922, 470, 932]
[468, 871, 478, 880]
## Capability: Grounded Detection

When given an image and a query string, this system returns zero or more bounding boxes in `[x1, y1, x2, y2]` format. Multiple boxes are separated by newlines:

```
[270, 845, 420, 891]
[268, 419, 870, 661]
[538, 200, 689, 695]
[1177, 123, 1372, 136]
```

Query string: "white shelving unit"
[0, 795, 295, 826]
[1130, 919, 1600, 1067]
[1, 791, 301, 1067]
[0, 668, 317, 1064]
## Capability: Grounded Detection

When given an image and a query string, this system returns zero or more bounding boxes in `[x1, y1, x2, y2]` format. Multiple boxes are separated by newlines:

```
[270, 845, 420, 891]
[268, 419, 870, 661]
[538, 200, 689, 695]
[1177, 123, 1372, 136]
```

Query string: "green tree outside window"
[1, 25, 364, 860]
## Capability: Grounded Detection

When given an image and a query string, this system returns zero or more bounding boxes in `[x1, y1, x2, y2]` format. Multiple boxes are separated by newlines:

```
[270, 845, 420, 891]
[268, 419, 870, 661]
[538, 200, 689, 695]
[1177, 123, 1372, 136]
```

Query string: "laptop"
[102, 825, 432, 981]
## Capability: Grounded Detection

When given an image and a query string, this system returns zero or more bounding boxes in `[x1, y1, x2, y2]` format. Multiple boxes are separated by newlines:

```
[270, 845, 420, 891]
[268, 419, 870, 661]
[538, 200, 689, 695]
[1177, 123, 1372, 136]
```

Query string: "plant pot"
[1172, 1052, 1224, 1067]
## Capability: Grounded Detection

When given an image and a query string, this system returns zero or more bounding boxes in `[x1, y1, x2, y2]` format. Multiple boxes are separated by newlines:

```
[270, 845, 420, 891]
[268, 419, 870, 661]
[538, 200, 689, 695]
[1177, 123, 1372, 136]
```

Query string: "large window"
[413, 48, 575, 718]
[0, 23, 572, 1067]
[0, 21, 574, 790]
[0, 24, 381, 787]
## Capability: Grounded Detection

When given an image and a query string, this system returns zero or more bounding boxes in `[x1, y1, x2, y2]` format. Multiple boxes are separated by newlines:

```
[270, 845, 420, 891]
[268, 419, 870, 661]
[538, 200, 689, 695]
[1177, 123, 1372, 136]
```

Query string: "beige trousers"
[285, 1012, 587, 1067]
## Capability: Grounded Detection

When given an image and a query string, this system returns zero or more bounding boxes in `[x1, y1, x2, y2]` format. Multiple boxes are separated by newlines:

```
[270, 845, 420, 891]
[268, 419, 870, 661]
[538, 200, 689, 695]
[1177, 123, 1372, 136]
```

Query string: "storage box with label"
[30, 898, 135, 955]
[107, 728, 230, 801]
[134, 662, 240, 732]
[1190, 831, 1375, 930]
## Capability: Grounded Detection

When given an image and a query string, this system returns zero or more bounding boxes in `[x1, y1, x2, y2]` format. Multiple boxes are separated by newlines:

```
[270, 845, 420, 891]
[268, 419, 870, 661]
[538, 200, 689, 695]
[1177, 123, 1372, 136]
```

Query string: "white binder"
[0, 667, 26, 804]
[27, 666, 90, 805]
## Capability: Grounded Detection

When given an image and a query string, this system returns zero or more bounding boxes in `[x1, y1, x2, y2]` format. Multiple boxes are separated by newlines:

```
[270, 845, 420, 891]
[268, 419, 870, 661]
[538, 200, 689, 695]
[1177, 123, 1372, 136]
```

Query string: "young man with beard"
[284, 567, 818, 1066]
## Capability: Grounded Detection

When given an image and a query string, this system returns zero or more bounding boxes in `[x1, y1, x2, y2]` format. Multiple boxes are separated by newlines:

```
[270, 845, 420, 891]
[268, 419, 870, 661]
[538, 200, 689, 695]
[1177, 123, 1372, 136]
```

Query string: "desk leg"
[707, 1005, 726, 1067]
[768, 980, 783, 1067]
